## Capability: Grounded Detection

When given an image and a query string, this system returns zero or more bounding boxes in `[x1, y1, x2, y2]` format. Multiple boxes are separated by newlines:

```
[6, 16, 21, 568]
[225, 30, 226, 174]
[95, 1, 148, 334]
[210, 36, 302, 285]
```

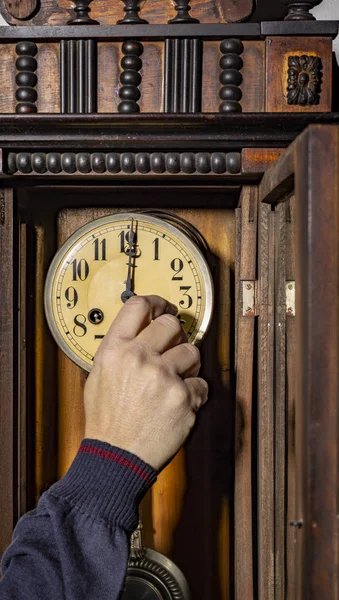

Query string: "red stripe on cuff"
[79, 444, 153, 485]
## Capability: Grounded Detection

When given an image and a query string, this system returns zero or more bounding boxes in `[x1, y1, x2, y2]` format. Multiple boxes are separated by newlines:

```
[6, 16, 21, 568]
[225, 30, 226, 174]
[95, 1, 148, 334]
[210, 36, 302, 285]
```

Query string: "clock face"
[44, 213, 214, 371]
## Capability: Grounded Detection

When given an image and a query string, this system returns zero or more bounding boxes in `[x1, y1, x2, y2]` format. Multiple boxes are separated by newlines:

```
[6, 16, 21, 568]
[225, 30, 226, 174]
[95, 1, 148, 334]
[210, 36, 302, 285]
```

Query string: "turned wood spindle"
[219, 39, 244, 113]
[279, 0, 323, 21]
[117, 0, 148, 24]
[67, 0, 99, 25]
[15, 41, 38, 114]
[168, 0, 199, 24]
[118, 41, 143, 113]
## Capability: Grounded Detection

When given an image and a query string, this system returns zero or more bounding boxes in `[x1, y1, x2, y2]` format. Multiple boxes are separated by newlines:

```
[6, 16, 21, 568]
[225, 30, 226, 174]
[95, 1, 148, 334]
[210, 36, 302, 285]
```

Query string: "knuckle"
[125, 341, 148, 366]
[126, 295, 151, 312]
[156, 313, 183, 334]
[184, 343, 201, 365]
[197, 378, 209, 396]
[171, 382, 189, 409]
[93, 343, 116, 368]
[145, 360, 165, 378]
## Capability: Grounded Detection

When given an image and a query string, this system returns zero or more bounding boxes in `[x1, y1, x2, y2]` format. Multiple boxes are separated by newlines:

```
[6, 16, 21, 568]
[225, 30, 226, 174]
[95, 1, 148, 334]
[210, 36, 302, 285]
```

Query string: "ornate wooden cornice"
[0, 21, 338, 41]
[0, 114, 338, 151]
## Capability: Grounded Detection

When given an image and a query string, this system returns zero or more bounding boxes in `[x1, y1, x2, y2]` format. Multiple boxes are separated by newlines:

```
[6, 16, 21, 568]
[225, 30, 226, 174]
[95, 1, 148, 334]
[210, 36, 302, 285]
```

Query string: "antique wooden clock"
[0, 0, 338, 598]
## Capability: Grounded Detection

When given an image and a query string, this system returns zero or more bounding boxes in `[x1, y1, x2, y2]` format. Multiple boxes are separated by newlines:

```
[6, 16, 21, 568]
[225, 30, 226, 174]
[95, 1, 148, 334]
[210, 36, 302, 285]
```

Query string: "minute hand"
[121, 220, 137, 303]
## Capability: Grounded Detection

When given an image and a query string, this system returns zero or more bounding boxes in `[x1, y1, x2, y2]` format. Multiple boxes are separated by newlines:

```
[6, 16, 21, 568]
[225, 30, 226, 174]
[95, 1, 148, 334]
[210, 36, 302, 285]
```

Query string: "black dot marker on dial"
[88, 308, 104, 324]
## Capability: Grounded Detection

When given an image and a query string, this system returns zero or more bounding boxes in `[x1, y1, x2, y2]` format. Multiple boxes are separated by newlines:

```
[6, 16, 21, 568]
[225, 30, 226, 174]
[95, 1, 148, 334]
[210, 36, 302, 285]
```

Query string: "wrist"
[48, 438, 157, 531]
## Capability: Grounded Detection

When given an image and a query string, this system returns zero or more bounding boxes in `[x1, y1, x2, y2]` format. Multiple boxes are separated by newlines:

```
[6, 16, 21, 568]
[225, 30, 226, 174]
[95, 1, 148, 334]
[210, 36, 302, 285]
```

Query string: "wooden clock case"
[0, 1, 338, 599]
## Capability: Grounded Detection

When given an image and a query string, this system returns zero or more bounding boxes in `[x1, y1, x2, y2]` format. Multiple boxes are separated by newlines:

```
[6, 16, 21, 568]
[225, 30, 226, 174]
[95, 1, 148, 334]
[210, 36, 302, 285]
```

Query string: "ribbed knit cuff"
[48, 439, 157, 532]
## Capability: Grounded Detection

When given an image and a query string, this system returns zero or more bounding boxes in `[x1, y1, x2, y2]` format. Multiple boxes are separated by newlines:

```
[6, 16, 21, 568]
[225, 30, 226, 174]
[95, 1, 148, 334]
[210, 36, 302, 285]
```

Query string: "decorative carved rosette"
[287, 55, 322, 106]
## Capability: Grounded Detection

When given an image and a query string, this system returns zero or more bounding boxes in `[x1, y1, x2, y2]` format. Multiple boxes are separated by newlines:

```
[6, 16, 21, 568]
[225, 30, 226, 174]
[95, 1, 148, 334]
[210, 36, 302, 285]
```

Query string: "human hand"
[84, 295, 208, 471]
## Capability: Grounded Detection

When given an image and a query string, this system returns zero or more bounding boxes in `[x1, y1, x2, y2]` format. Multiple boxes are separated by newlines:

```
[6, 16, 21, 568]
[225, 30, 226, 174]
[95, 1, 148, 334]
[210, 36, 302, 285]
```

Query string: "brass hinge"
[240, 280, 259, 317]
[286, 281, 295, 316]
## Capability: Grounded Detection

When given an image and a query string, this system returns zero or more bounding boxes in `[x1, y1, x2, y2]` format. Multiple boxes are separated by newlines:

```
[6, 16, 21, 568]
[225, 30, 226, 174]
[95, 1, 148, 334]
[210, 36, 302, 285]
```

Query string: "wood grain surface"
[203, 40, 265, 113]
[0, 43, 16, 113]
[266, 37, 332, 113]
[285, 196, 296, 600]
[0, 0, 255, 26]
[4, 0, 37, 19]
[0, 189, 14, 557]
[294, 126, 339, 600]
[257, 200, 275, 600]
[242, 148, 284, 173]
[0, 39, 264, 114]
[274, 200, 287, 600]
[234, 186, 258, 600]
[36, 43, 60, 113]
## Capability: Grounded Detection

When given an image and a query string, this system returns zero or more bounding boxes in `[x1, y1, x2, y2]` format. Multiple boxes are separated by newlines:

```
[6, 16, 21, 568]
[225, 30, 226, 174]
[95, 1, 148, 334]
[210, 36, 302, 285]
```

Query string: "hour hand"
[121, 275, 134, 303]
[121, 219, 137, 303]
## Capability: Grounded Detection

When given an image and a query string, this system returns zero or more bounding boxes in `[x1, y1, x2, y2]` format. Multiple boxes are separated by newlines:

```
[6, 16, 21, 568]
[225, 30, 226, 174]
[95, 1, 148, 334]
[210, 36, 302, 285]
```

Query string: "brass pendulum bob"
[122, 520, 190, 599]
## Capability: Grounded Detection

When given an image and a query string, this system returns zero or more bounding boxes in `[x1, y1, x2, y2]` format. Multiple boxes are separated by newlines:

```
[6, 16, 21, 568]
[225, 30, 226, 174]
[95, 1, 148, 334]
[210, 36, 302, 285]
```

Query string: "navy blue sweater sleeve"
[0, 439, 157, 600]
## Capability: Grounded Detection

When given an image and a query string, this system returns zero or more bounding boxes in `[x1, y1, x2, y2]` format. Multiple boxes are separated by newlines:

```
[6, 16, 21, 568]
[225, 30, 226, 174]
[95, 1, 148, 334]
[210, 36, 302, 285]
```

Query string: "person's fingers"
[162, 343, 201, 378]
[103, 295, 177, 343]
[184, 377, 209, 413]
[136, 313, 187, 353]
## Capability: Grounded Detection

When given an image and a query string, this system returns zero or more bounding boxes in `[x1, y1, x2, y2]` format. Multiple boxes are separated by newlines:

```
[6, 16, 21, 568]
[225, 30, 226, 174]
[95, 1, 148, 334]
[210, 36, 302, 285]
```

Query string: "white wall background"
[312, 0, 339, 62]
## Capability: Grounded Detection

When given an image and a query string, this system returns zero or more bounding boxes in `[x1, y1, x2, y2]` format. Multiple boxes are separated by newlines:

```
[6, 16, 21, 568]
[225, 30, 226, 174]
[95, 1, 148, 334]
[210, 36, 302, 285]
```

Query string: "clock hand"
[121, 219, 137, 303]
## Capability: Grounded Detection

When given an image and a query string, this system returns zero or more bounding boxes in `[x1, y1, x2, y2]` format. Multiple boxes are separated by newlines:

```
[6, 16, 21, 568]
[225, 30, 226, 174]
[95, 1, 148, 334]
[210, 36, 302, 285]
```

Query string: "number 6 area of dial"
[44, 213, 214, 372]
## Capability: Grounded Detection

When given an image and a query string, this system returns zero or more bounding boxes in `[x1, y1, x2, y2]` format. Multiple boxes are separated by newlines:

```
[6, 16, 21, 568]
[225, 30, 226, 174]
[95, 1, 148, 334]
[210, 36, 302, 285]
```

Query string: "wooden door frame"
[259, 124, 339, 600]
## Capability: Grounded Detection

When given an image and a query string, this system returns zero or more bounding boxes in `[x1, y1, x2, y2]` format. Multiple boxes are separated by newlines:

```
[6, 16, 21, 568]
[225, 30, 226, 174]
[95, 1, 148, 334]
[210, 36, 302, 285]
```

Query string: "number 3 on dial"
[44, 212, 214, 372]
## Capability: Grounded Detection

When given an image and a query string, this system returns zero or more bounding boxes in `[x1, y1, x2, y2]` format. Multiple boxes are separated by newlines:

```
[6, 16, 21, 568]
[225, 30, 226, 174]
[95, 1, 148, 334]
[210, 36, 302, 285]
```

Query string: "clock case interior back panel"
[0, 2, 339, 599]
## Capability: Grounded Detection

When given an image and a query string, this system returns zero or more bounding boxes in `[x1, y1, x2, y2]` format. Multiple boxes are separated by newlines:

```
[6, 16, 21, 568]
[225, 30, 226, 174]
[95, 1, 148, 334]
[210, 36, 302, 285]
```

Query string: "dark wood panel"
[266, 37, 332, 113]
[36, 43, 60, 113]
[294, 126, 339, 600]
[0, 44, 16, 113]
[241, 41, 265, 113]
[234, 186, 257, 600]
[0, 188, 14, 556]
[285, 196, 296, 600]
[257, 200, 275, 600]
[274, 201, 287, 600]
[242, 148, 284, 173]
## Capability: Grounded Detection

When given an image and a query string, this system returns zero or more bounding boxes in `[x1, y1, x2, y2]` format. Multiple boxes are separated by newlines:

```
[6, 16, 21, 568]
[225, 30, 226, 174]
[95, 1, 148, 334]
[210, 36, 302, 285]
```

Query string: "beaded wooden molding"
[6, 150, 242, 176]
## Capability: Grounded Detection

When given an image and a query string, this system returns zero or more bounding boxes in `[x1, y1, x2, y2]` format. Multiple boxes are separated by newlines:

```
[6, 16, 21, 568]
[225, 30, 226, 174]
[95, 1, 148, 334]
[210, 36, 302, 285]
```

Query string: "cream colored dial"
[44, 213, 213, 372]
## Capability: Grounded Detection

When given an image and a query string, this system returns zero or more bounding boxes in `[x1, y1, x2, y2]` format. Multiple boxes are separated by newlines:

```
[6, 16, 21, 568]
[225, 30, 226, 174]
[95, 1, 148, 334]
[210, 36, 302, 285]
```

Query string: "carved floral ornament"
[287, 55, 323, 106]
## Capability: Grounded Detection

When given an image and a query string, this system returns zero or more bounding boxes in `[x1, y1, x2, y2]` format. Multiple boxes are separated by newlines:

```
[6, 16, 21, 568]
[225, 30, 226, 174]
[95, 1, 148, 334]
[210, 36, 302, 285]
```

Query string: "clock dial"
[45, 213, 213, 371]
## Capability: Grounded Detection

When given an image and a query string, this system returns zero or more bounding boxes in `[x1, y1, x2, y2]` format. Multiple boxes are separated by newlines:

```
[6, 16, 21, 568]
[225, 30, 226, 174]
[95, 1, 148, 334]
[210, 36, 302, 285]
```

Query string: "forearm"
[0, 439, 156, 600]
